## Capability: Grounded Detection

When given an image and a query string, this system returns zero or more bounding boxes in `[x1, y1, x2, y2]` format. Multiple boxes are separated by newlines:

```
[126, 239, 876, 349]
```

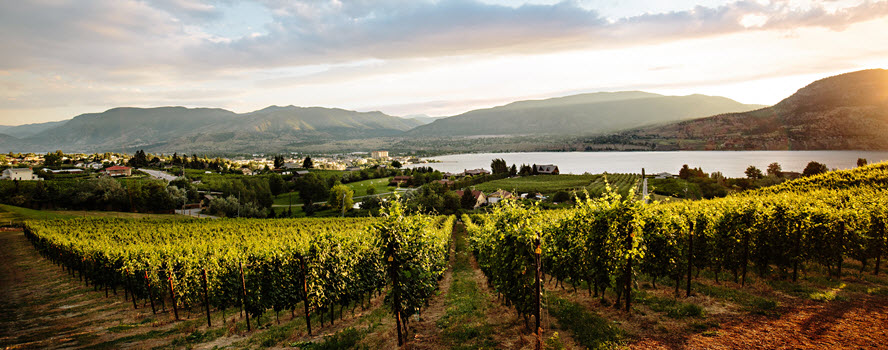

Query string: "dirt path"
[0, 230, 164, 349]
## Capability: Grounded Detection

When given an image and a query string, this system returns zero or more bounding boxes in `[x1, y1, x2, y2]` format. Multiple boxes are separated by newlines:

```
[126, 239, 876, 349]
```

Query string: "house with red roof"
[104, 165, 132, 177]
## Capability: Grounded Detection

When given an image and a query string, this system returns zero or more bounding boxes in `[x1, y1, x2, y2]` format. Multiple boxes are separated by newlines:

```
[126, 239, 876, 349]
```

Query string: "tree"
[519, 164, 532, 176]
[268, 174, 285, 196]
[491, 158, 508, 174]
[509, 164, 518, 177]
[302, 156, 313, 169]
[767, 162, 782, 178]
[128, 150, 149, 168]
[803, 161, 828, 177]
[460, 190, 477, 210]
[297, 173, 328, 211]
[745, 165, 763, 180]
[391, 160, 402, 168]
[274, 155, 285, 169]
[366, 186, 377, 196]
[328, 184, 354, 214]
[43, 150, 64, 167]
[679, 164, 692, 179]
[858, 158, 868, 167]
[552, 190, 571, 203]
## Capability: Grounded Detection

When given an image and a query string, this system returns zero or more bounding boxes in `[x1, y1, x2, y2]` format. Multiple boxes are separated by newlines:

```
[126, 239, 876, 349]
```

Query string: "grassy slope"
[0, 204, 185, 224]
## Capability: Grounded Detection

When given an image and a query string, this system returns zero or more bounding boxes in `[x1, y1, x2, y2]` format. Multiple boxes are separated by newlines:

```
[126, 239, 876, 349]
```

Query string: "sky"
[1, 0, 887, 125]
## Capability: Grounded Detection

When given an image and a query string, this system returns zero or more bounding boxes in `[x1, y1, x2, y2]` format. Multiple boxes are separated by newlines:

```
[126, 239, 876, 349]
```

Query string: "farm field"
[473, 173, 641, 196]
[2, 163, 887, 349]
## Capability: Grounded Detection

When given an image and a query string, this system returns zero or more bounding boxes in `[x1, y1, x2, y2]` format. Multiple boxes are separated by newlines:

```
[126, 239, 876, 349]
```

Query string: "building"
[1, 168, 40, 180]
[45, 168, 84, 174]
[463, 168, 490, 176]
[654, 172, 675, 179]
[104, 165, 132, 177]
[371, 150, 389, 159]
[486, 190, 514, 204]
[390, 175, 413, 186]
[455, 190, 486, 209]
[533, 164, 560, 175]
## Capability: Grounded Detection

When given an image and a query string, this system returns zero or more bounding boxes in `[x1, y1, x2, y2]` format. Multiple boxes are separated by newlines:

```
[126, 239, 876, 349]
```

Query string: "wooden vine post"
[390, 253, 404, 347]
[201, 268, 211, 327]
[792, 221, 802, 282]
[145, 270, 156, 314]
[168, 270, 180, 321]
[741, 226, 750, 287]
[126, 268, 137, 310]
[837, 221, 845, 278]
[299, 255, 312, 335]
[686, 221, 693, 297]
[534, 234, 542, 350]
[875, 217, 884, 276]
[239, 261, 251, 331]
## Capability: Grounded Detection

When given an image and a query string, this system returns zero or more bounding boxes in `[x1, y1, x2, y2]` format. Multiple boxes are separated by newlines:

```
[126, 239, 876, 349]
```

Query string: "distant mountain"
[0, 120, 68, 138]
[407, 91, 765, 137]
[6, 106, 423, 153]
[402, 114, 442, 125]
[620, 69, 888, 150]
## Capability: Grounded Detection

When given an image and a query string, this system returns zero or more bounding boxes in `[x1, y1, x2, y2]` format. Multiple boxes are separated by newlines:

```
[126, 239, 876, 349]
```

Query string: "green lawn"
[273, 177, 393, 206]
[473, 174, 601, 194]
[346, 177, 394, 197]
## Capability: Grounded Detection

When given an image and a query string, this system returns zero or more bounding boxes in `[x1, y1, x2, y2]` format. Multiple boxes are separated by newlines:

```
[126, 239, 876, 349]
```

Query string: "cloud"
[2, 0, 886, 74]
[189, 0, 888, 68]
[2, 0, 888, 124]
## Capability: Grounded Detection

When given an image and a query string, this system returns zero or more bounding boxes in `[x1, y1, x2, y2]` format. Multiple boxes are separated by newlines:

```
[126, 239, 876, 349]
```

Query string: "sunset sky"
[1, 0, 887, 125]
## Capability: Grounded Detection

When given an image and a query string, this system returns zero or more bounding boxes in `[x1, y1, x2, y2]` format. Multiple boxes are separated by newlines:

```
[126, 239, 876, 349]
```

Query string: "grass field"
[0, 204, 184, 224]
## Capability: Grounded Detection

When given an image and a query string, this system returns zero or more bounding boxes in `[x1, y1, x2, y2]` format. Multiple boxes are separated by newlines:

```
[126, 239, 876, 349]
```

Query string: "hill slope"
[624, 69, 888, 150]
[407, 92, 764, 137]
[0, 120, 68, 139]
[11, 106, 422, 153]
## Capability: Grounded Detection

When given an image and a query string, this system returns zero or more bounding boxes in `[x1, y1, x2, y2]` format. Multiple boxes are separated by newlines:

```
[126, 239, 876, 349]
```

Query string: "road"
[174, 208, 219, 218]
[139, 168, 179, 182]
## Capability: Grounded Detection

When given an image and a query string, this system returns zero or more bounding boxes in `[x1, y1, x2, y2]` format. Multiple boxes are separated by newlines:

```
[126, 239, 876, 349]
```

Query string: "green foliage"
[490, 158, 509, 175]
[802, 161, 828, 177]
[328, 184, 354, 214]
[371, 200, 453, 338]
[745, 165, 763, 180]
[24, 217, 387, 323]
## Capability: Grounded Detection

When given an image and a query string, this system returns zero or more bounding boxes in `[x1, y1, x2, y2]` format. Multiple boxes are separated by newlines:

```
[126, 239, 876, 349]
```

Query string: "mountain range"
[407, 92, 764, 136]
[599, 69, 888, 151]
[0, 69, 885, 154]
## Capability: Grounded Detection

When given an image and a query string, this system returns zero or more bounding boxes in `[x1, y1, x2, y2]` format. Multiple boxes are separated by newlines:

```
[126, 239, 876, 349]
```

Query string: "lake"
[406, 151, 888, 178]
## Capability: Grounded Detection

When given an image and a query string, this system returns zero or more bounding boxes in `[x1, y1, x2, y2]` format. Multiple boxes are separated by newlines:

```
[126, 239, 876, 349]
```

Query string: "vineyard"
[473, 173, 640, 197]
[22, 205, 454, 346]
[6, 162, 888, 349]
[464, 162, 888, 347]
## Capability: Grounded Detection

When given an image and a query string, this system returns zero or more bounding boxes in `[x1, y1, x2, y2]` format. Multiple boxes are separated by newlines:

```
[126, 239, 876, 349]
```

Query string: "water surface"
[407, 151, 888, 178]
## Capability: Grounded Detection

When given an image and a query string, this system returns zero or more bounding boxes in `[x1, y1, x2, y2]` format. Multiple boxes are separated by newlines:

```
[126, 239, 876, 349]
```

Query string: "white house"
[1, 168, 40, 180]
[533, 164, 560, 175]
[654, 172, 675, 179]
